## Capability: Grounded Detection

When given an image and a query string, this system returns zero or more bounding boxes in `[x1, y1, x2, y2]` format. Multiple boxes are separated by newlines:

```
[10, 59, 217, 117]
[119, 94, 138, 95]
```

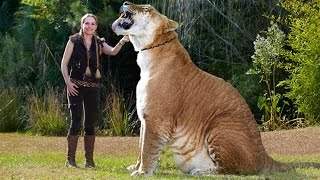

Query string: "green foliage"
[0, 1, 10, 33]
[26, 88, 68, 136]
[66, 1, 89, 32]
[1, 5, 39, 88]
[229, 73, 263, 121]
[0, 0, 20, 34]
[0, 88, 25, 132]
[103, 85, 137, 136]
[17, 0, 86, 91]
[249, 22, 289, 130]
[281, 0, 320, 122]
[33, 37, 64, 92]
[0, 34, 32, 88]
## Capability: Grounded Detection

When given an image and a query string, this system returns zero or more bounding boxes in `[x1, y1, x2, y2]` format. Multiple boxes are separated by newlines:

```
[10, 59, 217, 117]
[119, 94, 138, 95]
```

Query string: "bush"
[102, 85, 138, 136]
[0, 34, 29, 88]
[0, 88, 25, 132]
[281, 0, 320, 122]
[26, 88, 68, 136]
[248, 21, 289, 130]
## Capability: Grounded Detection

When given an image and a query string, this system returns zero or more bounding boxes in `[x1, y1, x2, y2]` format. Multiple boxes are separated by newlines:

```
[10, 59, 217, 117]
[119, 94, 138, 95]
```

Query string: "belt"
[70, 78, 100, 88]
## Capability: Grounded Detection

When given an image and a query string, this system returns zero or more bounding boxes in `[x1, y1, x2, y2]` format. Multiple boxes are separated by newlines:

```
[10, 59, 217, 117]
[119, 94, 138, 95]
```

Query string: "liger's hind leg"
[189, 140, 218, 176]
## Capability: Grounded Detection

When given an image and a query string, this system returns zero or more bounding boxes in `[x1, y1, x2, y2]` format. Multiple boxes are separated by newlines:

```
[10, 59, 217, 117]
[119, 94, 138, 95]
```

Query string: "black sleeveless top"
[69, 34, 103, 83]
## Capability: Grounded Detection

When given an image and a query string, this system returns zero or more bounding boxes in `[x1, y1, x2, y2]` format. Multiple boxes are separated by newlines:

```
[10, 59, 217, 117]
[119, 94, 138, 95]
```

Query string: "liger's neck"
[131, 31, 178, 52]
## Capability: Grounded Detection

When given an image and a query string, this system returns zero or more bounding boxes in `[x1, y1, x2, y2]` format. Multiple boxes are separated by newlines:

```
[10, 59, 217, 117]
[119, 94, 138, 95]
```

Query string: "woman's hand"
[120, 35, 130, 44]
[66, 81, 79, 96]
[101, 35, 130, 55]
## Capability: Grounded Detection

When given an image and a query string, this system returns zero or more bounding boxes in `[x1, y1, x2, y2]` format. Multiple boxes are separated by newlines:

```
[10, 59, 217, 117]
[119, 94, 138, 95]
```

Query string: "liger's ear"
[165, 19, 179, 33]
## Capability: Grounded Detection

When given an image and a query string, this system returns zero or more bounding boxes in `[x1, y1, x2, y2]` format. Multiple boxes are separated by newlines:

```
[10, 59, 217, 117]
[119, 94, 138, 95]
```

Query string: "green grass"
[0, 133, 319, 179]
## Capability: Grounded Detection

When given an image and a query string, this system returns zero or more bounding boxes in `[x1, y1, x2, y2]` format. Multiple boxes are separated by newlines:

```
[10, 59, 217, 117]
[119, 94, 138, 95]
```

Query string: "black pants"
[67, 86, 100, 136]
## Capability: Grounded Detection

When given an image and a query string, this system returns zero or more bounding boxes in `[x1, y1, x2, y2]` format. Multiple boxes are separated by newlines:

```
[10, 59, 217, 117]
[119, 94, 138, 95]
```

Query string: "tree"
[281, 0, 320, 122]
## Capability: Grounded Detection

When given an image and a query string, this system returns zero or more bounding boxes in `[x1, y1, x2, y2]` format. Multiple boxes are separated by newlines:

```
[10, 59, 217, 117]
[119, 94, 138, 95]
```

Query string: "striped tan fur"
[111, 1, 320, 176]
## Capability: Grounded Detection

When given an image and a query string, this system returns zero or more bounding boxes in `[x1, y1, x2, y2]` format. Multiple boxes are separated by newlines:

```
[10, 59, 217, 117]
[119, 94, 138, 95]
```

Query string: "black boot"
[65, 135, 79, 168]
[84, 135, 96, 168]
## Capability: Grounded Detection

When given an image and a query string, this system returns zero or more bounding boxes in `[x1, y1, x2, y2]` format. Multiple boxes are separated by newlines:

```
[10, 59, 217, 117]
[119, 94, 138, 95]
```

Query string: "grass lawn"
[0, 128, 320, 179]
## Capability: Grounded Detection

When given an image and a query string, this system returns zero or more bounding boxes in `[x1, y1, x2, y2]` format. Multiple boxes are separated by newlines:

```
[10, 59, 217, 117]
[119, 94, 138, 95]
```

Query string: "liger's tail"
[267, 158, 320, 172]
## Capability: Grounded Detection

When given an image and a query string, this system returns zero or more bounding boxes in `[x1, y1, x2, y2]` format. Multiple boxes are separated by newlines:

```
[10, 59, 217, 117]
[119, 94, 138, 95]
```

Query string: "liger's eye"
[142, 7, 150, 13]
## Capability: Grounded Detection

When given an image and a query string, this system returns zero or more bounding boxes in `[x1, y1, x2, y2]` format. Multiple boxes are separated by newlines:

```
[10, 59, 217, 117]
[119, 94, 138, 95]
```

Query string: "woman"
[61, 13, 129, 168]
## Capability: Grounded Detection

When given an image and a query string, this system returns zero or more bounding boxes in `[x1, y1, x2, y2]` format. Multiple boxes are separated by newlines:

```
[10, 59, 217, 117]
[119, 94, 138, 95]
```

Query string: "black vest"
[69, 34, 102, 83]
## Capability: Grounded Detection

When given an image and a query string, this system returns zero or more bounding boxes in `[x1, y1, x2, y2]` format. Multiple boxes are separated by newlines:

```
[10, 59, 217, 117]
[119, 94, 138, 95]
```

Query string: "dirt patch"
[0, 134, 140, 156]
[94, 136, 140, 156]
[261, 126, 320, 156]
[0, 127, 319, 157]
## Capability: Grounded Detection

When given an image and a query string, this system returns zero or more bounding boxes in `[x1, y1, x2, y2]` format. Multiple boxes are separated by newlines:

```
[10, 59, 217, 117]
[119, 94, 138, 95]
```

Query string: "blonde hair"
[81, 13, 98, 24]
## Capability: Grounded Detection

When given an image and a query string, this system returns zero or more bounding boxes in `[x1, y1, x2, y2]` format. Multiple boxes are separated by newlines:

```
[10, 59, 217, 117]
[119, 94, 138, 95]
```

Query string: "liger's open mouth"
[112, 6, 134, 31]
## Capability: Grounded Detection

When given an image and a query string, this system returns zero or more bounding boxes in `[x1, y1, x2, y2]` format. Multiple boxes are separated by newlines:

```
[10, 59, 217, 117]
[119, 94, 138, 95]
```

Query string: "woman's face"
[82, 16, 97, 35]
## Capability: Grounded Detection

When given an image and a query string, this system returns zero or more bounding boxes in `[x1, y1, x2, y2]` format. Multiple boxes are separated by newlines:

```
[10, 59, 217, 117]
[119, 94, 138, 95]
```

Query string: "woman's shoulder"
[95, 36, 106, 47]
[69, 33, 82, 44]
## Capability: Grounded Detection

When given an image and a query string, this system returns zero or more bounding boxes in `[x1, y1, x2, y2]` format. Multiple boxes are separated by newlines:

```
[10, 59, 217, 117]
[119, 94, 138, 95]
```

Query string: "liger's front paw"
[131, 170, 152, 177]
[126, 165, 137, 172]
